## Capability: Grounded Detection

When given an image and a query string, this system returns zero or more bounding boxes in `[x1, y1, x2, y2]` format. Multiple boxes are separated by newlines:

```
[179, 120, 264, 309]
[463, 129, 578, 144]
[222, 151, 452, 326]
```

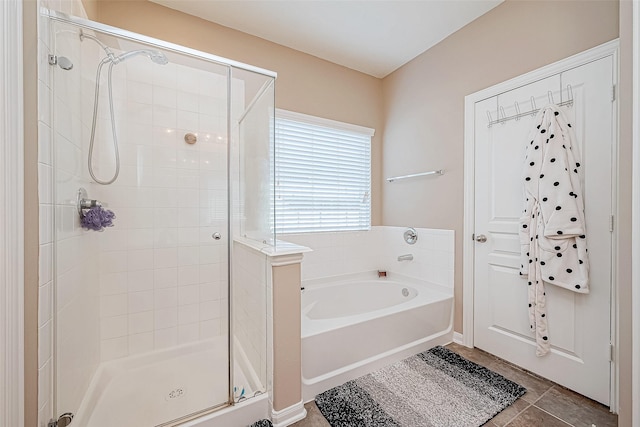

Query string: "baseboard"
[182, 394, 269, 427]
[271, 401, 307, 427]
[453, 332, 464, 345]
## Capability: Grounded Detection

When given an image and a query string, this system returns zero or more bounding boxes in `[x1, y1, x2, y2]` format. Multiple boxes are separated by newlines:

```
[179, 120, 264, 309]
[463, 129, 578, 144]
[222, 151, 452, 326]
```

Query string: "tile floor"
[292, 343, 617, 427]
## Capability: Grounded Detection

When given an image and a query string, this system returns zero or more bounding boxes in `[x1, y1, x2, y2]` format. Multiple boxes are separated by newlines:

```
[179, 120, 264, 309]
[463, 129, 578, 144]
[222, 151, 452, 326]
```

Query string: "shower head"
[115, 49, 169, 65]
[80, 30, 116, 62]
[79, 31, 168, 66]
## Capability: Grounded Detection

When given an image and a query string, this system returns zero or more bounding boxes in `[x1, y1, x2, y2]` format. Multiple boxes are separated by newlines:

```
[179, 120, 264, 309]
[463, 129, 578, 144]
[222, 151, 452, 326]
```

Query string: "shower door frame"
[45, 9, 276, 425]
[45, 10, 276, 78]
[632, 1, 640, 424]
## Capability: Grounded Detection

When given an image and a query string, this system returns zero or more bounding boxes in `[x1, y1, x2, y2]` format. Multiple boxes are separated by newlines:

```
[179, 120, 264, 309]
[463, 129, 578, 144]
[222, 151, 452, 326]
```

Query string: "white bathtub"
[301, 272, 453, 401]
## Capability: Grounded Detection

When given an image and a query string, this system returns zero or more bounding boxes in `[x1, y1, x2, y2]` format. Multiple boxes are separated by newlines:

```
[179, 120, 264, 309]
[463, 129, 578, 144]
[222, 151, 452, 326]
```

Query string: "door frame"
[0, 0, 25, 426]
[462, 39, 620, 411]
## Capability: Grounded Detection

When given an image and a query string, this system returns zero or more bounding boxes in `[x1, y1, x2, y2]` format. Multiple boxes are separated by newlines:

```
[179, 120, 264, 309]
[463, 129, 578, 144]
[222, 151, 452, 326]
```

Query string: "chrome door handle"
[475, 234, 487, 243]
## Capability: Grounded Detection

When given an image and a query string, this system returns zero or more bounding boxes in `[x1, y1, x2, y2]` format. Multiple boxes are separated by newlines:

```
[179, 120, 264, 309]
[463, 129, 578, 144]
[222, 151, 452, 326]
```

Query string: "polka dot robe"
[519, 105, 589, 357]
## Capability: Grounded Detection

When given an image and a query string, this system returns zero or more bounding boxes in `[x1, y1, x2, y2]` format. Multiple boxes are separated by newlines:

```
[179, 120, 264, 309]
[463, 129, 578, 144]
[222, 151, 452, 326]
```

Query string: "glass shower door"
[49, 16, 232, 427]
[230, 70, 275, 404]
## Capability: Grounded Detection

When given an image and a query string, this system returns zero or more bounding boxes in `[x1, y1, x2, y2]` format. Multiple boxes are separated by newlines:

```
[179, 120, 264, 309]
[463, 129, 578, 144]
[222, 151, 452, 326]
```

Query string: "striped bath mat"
[315, 346, 526, 427]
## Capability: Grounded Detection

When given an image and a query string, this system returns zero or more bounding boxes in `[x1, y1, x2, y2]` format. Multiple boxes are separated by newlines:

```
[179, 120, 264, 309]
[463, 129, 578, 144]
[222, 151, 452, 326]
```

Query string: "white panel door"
[473, 56, 614, 405]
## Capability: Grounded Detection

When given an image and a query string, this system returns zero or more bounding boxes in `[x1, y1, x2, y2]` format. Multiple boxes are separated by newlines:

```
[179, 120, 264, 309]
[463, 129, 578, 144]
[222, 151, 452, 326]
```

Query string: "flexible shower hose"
[87, 57, 120, 185]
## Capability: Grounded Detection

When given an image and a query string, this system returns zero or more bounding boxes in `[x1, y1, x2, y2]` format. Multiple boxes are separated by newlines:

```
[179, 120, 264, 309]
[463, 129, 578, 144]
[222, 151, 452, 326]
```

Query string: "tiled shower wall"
[94, 55, 231, 361]
[232, 241, 268, 392]
[282, 226, 455, 288]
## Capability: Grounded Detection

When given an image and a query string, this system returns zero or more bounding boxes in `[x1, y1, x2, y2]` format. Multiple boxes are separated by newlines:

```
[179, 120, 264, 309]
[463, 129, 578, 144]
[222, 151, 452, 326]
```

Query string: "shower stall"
[39, 9, 276, 427]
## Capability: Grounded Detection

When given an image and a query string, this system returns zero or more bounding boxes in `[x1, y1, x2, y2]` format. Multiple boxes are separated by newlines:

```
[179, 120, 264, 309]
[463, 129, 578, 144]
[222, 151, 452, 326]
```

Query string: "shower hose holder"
[77, 187, 106, 217]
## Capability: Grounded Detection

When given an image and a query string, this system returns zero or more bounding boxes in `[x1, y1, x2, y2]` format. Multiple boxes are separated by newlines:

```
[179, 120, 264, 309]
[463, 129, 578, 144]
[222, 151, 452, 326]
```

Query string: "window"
[274, 110, 374, 234]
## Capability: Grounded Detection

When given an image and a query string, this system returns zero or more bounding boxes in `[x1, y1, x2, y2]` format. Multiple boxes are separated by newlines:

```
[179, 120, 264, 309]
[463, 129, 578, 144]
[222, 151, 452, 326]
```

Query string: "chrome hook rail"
[487, 84, 574, 128]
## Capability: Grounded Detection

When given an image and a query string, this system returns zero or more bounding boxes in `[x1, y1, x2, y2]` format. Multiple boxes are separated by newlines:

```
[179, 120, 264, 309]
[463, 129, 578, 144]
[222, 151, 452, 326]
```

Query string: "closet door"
[473, 56, 614, 405]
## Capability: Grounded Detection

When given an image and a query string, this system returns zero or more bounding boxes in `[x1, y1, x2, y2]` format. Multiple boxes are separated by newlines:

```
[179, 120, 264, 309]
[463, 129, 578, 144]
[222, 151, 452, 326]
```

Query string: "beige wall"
[95, 0, 384, 226]
[271, 263, 302, 411]
[382, 0, 632, 418]
[381, 0, 619, 334]
[80, 0, 98, 19]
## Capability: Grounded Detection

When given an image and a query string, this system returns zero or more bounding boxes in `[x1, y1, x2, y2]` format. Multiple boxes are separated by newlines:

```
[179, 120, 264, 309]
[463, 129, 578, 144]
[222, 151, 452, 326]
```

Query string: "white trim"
[270, 400, 306, 427]
[268, 253, 305, 267]
[463, 40, 619, 104]
[463, 40, 619, 408]
[462, 91, 476, 349]
[233, 237, 311, 265]
[632, 0, 640, 424]
[276, 109, 375, 137]
[452, 332, 465, 346]
[180, 394, 270, 427]
[0, 0, 25, 426]
[610, 43, 621, 415]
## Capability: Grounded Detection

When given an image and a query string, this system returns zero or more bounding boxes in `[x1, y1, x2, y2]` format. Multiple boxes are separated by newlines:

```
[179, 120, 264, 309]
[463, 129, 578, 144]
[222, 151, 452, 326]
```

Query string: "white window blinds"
[274, 110, 374, 234]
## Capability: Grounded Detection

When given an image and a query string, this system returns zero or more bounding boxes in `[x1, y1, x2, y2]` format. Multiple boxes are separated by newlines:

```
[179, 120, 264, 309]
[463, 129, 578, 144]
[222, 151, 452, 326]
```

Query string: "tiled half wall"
[281, 226, 454, 287]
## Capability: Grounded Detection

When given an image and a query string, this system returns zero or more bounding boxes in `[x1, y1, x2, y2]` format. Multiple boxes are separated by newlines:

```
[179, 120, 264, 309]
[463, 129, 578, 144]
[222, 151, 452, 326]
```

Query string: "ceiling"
[150, 0, 504, 78]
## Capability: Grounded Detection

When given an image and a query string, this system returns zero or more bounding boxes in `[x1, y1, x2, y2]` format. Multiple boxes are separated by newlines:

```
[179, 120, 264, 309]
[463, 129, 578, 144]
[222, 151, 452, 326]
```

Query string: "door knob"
[475, 234, 487, 243]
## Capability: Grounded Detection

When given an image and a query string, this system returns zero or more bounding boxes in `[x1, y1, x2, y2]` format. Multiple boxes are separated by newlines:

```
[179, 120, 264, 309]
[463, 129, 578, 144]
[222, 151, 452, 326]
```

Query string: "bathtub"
[301, 272, 453, 401]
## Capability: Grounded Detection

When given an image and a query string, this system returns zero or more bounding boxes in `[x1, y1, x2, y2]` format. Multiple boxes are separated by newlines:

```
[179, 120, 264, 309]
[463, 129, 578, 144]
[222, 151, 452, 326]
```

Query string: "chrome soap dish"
[77, 187, 106, 217]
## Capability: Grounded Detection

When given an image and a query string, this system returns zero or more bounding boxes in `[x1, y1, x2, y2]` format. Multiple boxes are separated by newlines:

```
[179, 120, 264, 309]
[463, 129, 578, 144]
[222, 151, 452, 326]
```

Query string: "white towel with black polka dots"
[519, 104, 589, 357]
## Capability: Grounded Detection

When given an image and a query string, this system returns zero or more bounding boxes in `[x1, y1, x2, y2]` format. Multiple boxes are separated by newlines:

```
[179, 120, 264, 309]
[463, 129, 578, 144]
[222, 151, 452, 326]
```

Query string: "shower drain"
[166, 387, 187, 401]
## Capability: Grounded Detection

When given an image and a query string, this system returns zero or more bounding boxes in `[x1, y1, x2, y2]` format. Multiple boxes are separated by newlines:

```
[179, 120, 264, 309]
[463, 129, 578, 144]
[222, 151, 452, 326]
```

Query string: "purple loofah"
[81, 206, 116, 231]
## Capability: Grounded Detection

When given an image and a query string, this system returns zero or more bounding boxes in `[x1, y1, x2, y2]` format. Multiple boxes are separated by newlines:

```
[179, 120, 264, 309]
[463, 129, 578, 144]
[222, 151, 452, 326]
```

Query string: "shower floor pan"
[72, 337, 255, 427]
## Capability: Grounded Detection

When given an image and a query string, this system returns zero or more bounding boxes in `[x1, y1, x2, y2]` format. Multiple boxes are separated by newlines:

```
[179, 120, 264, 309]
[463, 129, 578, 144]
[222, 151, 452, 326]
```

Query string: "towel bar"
[386, 170, 444, 183]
